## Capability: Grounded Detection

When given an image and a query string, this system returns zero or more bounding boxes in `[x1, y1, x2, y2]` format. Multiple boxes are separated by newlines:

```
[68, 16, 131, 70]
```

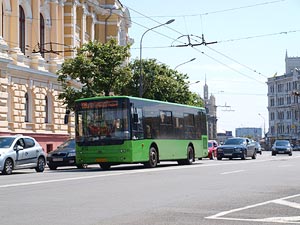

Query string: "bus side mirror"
[133, 113, 139, 123]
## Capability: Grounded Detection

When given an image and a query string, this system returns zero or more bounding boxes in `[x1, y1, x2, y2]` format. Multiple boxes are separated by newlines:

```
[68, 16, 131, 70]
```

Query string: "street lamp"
[188, 80, 200, 86]
[174, 58, 196, 70]
[139, 19, 175, 97]
[258, 113, 266, 138]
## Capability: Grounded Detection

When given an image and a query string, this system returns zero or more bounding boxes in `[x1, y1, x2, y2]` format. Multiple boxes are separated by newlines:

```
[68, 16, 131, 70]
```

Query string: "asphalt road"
[1, 151, 300, 225]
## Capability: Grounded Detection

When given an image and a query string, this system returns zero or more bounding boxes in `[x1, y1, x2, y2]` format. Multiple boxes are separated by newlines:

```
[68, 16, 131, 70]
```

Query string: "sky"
[120, 0, 300, 136]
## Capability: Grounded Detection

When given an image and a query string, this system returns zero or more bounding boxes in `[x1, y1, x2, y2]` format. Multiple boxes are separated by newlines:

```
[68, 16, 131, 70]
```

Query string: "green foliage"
[57, 39, 203, 110]
[127, 58, 204, 107]
[57, 39, 131, 110]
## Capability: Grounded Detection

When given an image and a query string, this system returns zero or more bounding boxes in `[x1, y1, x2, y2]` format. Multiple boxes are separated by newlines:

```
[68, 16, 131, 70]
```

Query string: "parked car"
[254, 141, 262, 155]
[292, 145, 300, 151]
[208, 140, 218, 159]
[47, 139, 87, 170]
[271, 140, 293, 156]
[217, 137, 256, 160]
[0, 135, 46, 175]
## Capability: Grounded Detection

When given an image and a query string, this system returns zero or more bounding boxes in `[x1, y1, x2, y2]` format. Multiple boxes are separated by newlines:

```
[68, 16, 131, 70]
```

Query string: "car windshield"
[275, 141, 290, 146]
[0, 137, 15, 148]
[224, 138, 244, 145]
[59, 140, 75, 149]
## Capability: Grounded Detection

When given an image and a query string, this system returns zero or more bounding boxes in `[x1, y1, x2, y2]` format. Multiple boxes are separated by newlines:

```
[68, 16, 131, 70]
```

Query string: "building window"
[1, 4, 3, 37]
[45, 96, 49, 123]
[287, 96, 291, 104]
[270, 112, 275, 120]
[287, 125, 290, 134]
[270, 126, 274, 134]
[19, 6, 25, 54]
[40, 14, 45, 58]
[277, 111, 284, 120]
[277, 97, 284, 106]
[287, 111, 292, 120]
[25, 92, 29, 122]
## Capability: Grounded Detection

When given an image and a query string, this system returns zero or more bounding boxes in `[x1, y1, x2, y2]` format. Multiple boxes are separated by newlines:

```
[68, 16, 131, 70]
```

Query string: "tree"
[127, 58, 204, 107]
[57, 39, 131, 110]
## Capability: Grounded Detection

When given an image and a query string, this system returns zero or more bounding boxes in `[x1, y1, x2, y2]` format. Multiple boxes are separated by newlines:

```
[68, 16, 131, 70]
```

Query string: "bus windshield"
[75, 99, 130, 144]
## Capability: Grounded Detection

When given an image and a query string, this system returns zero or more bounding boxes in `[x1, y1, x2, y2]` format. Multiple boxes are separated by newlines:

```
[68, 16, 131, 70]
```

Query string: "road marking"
[1, 155, 300, 189]
[221, 170, 245, 175]
[273, 199, 300, 209]
[206, 193, 300, 223]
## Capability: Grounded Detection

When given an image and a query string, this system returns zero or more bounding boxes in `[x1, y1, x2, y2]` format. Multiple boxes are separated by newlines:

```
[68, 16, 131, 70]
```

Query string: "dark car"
[292, 145, 300, 151]
[271, 140, 292, 156]
[254, 141, 262, 155]
[217, 137, 256, 160]
[47, 139, 87, 170]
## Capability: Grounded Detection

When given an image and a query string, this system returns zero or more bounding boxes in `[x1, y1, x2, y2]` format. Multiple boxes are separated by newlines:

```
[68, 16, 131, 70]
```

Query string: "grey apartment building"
[267, 52, 300, 146]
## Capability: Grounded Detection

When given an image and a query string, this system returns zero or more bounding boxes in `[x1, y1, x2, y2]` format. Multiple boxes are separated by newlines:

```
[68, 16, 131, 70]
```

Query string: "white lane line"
[206, 193, 300, 223]
[207, 216, 300, 224]
[221, 170, 245, 175]
[273, 199, 300, 209]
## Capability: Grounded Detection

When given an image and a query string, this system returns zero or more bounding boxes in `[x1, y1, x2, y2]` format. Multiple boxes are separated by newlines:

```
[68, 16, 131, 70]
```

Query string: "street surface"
[1, 151, 300, 225]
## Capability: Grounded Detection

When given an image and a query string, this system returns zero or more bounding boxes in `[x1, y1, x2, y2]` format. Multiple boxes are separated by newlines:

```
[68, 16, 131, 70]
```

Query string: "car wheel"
[2, 158, 13, 175]
[252, 151, 257, 159]
[289, 152, 292, 156]
[241, 151, 246, 160]
[35, 157, 45, 172]
[217, 156, 222, 160]
[144, 147, 158, 168]
[272, 151, 276, 156]
[48, 165, 57, 170]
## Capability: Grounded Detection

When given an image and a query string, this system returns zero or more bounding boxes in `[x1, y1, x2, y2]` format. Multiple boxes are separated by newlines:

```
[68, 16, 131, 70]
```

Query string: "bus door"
[131, 106, 144, 140]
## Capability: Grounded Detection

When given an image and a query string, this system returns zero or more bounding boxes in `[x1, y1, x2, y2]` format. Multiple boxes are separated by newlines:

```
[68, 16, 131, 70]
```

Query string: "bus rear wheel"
[99, 163, 111, 170]
[144, 147, 158, 168]
[178, 146, 194, 165]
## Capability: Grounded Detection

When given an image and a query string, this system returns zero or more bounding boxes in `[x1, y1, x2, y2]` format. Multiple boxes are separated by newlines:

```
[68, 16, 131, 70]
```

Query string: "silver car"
[0, 135, 46, 175]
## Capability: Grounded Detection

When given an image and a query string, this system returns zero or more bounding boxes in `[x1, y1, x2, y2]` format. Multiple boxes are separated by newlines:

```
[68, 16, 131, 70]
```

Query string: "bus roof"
[75, 96, 205, 111]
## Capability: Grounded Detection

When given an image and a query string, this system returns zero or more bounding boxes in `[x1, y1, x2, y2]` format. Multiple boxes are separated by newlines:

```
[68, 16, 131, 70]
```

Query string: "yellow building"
[0, 0, 132, 151]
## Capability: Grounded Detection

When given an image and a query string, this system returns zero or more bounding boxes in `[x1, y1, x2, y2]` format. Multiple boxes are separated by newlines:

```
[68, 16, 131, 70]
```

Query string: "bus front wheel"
[144, 147, 158, 168]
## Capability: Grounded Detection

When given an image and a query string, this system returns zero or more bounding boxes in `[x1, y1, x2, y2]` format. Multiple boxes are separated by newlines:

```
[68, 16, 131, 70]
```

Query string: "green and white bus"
[75, 96, 208, 170]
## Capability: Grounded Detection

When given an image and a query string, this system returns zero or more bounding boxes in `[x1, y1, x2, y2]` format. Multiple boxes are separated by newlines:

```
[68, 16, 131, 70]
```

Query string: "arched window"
[40, 14, 45, 58]
[45, 95, 49, 123]
[25, 92, 29, 122]
[19, 6, 25, 54]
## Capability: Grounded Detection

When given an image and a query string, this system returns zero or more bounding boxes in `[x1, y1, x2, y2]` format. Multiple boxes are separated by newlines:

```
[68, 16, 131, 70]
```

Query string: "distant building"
[236, 127, 262, 141]
[266, 51, 300, 146]
[216, 131, 233, 144]
[203, 78, 217, 140]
